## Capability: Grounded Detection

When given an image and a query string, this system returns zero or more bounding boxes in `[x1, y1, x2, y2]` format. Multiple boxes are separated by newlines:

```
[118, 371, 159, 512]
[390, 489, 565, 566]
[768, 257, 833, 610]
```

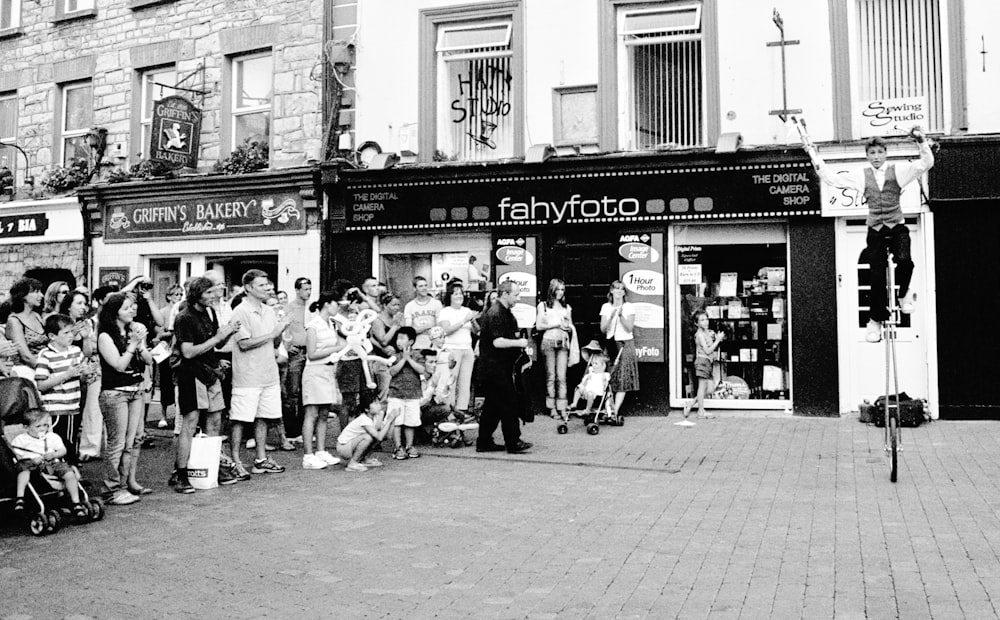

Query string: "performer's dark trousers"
[477, 373, 520, 449]
[867, 223, 913, 323]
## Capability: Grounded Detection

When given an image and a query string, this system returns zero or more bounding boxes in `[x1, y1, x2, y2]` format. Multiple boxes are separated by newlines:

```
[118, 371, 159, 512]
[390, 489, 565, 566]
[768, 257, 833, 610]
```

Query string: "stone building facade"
[0, 0, 325, 184]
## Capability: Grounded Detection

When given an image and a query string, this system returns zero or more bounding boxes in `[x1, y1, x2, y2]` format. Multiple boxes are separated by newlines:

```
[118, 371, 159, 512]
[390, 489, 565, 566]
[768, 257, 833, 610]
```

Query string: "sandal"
[128, 486, 154, 496]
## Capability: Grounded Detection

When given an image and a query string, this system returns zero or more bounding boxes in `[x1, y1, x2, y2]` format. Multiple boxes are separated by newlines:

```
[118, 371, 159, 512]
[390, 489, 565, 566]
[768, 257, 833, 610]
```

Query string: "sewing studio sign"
[149, 96, 202, 168]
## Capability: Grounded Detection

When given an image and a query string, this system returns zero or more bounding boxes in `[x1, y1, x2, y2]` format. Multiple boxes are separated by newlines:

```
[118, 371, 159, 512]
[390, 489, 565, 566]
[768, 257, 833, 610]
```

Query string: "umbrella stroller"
[557, 340, 623, 435]
[0, 377, 104, 536]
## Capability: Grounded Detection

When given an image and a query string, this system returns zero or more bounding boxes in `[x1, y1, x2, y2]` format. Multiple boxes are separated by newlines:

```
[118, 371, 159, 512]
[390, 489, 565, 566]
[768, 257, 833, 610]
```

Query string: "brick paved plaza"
[3, 414, 1000, 619]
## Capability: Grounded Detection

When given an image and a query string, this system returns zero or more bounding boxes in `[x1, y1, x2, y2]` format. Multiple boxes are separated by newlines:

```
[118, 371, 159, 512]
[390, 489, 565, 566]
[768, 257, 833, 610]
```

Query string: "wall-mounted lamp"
[85, 126, 108, 182]
[368, 152, 400, 170]
[715, 132, 743, 154]
[0, 140, 33, 192]
[524, 143, 555, 163]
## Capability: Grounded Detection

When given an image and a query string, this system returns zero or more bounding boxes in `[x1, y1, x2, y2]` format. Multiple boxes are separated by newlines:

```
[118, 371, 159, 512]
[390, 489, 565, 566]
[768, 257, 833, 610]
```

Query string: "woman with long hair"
[97, 292, 154, 505]
[42, 281, 71, 318]
[437, 281, 479, 417]
[6, 277, 47, 372]
[536, 278, 575, 419]
[599, 280, 639, 416]
[59, 289, 101, 460]
[300, 291, 347, 470]
[370, 292, 403, 404]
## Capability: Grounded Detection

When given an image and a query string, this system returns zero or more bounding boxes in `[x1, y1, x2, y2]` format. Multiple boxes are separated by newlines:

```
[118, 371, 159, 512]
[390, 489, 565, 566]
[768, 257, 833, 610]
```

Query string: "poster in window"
[618, 232, 664, 362]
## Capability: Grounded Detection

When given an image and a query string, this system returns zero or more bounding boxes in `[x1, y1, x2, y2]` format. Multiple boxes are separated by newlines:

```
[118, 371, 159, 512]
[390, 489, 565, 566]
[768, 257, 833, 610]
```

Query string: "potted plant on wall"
[213, 138, 269, 174]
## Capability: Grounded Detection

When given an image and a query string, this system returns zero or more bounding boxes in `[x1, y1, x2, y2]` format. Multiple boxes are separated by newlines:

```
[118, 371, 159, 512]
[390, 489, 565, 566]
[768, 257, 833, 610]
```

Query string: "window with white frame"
[435, 19, 514, 161]
[0, 93, 17, 178]
[61, 0, 94, 14]
[61, 81, 93, 167]
[617, 2, 704, 150]
[854, 0, 944, 133]
[231, 52, 272, 151]
[1, 0, 22, 30]
[139, 66, 177, 158]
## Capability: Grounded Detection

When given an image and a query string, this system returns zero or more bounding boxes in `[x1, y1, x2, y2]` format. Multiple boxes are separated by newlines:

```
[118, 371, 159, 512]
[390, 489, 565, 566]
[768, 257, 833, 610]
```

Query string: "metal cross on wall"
[767, 9, 802, 121]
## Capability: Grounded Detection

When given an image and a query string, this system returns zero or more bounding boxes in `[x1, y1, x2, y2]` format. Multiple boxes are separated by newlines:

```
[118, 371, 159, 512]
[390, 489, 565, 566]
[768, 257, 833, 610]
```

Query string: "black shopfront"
[928, 136, 1000, 419]
[321, 148, 838, 415]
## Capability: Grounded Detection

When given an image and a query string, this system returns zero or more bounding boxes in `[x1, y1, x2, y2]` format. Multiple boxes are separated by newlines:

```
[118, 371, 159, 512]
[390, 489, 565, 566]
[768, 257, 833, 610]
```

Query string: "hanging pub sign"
[149, 95, 202, 169]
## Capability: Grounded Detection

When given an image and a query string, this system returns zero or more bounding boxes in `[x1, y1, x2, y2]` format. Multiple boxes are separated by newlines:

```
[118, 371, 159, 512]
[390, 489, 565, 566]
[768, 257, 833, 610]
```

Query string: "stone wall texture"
[0, 241, 85, 295]
[0, 0, 324, 180]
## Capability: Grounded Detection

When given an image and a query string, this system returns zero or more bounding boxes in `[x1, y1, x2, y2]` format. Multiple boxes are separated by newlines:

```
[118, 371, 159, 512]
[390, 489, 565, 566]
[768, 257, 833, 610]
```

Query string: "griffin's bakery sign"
[149, 96, 202, 168]
[104, 192, 305, 242]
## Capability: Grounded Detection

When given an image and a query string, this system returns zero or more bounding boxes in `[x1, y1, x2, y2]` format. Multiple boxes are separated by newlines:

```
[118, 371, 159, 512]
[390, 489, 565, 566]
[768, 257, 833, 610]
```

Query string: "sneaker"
[73, 502, 89, 518]
[345, 462, 369, 472]
[230, 463, 252, 481]
[157, 419, 169, 429]
[109, 489, 140, 505]
[393, 447, 408, 460]
[287, 435, 303, 445]
[866, 320, 883, 343]
[13, 497, 25, 513]
[361, 456, 383, 468]
[302, 453, 328, 470]
[697, 411, 716, 420]
[315, 450, 341, 466]
[174, 478, 195, 494]
[246, 438, 256, 449]
[218, 465, 238, 485]
[251, 457, 285, 474]
[405, 447, 420, 459]
[900, 292, 916, 314]
[167, 469, 179, 486]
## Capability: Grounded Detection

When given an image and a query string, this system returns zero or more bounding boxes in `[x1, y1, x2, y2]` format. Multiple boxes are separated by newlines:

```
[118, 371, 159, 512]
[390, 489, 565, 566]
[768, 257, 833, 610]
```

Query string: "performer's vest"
[863, 165, 903, 228]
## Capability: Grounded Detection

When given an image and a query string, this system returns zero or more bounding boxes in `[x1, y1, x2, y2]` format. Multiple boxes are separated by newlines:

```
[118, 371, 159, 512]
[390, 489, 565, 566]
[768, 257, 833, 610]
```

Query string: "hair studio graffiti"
[448, 59, 512, 157]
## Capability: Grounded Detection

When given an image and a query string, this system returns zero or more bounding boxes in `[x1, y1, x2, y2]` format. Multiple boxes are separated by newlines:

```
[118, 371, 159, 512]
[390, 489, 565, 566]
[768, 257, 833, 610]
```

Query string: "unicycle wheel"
[889, 416, 898, 483]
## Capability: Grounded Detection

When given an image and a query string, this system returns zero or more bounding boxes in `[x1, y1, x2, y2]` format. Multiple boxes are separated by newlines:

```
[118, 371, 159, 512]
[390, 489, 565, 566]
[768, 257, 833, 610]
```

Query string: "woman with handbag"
[536, 279, 575, 419]
[599, 280, 639, 417]
[97, 292, 155, 505]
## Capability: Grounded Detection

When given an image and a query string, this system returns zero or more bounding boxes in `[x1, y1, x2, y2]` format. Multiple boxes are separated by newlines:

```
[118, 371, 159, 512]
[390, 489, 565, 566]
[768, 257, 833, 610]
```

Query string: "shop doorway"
[548, 234, 618, 345]
[836, 217, 929, 412]
[23, 268, 76, 291]
[206, 254, 278, 297]
[149, 258, 180, 309]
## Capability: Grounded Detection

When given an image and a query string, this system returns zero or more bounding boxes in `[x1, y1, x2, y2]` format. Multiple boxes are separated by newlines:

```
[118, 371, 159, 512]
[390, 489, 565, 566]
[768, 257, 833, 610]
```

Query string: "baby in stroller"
[420, 329, 478, 448]
[1, 376, 103, 535]
[569, 345, 611, 417]
[11, 409, 87, 518]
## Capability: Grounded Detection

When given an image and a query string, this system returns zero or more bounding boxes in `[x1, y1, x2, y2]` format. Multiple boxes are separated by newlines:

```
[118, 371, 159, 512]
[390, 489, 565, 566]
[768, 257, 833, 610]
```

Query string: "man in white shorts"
[230, 269, 290, 476]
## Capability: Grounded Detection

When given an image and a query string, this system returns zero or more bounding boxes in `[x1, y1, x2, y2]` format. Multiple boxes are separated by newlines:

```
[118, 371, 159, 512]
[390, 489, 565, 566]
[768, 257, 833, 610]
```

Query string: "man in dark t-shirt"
[171, 276, 239, 493]
[476, 281, 532, 454]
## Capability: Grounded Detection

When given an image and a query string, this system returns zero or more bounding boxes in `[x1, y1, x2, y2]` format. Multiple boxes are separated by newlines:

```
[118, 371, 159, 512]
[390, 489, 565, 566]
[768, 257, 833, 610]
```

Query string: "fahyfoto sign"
[341, 160, 818, 231]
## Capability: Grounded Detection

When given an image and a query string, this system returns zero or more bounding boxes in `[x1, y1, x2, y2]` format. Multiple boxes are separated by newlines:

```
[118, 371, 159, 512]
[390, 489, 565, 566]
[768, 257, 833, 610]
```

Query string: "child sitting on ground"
[12, 409, 88, 517]
[335, 392, 399, 472]
[34, 314, 91, 455]
[389, 327, 427, 460]
[570, 350, 611, 416]
[420, 328, 457, 412]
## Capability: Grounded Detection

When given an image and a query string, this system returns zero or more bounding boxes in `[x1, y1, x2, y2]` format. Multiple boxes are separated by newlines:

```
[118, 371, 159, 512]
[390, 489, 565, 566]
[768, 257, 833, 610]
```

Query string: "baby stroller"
[558, 340, 624, 435]
[423, 405, 480, 449]
[0, 377, 104, 536]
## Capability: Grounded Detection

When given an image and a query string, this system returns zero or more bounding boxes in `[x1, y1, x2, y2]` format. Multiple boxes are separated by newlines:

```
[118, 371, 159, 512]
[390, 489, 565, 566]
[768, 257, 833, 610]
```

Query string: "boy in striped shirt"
[34, 314, 87, 454]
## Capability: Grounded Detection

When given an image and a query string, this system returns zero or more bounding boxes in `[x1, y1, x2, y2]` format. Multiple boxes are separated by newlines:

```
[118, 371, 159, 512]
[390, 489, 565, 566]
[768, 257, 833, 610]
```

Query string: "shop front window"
[675, 224, 790, 404]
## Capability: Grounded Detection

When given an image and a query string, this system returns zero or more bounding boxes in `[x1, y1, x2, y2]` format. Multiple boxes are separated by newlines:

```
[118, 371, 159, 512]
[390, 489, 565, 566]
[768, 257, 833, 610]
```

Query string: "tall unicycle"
[884, 252, 901, 483]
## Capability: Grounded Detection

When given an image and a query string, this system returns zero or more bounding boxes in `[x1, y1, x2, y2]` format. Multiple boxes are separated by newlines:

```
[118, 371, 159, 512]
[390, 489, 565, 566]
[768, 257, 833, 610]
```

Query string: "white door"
[836, 217, 928, 412]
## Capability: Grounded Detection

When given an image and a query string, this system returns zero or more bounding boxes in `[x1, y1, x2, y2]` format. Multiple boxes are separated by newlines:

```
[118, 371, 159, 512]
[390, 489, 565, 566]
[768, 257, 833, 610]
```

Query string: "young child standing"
[335, 393, 399, 471]
[34, 314, 89, 454]
[388, 326, 426, 460]
[12, 409, 88, 517]
[684, 310, 725, 419]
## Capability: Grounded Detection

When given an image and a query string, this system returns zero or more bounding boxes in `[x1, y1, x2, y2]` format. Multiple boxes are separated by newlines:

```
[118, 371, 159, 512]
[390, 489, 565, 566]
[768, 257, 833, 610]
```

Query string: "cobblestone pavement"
[2, 412, 1000, 619]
